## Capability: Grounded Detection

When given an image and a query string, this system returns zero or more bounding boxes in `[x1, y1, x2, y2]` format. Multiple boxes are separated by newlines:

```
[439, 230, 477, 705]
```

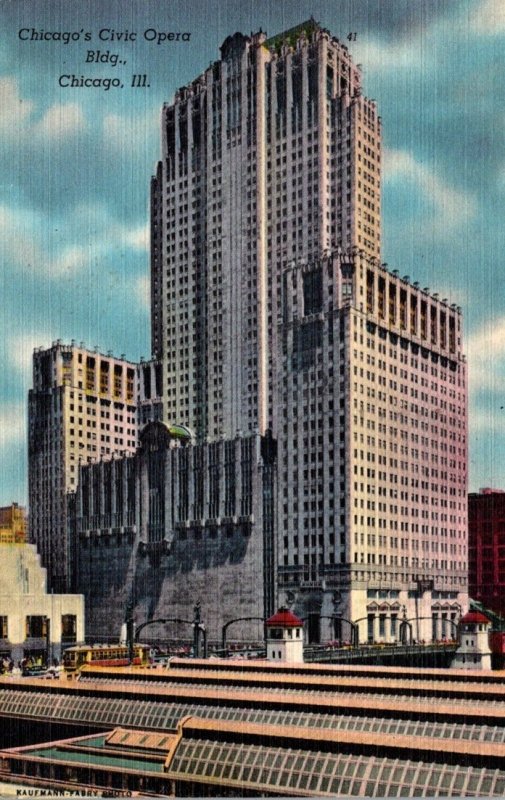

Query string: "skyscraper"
[151, 19, 380, 441]
[149, 19, 468, 641]
[28, 341, 138, 591]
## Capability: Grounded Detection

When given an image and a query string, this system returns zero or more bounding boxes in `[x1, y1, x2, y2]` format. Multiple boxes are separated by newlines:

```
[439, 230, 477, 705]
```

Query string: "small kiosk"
[452, 611, 492, 670]
[265, 607, 304, 662]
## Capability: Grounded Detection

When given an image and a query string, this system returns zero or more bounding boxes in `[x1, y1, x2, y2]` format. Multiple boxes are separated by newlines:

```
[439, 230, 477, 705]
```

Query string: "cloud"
[123, 223, 149, 251]
[469, 0, 505, 34]
[467, 316, 505, 399]
[0, 204, 87, 278]
[384, 148, 477, 234]
[0, 79, 85, 143]
[102, 108, 159, 155]
[352, 38, 424, 73]
[0, 204, 46, 272]
[7, 331, 54, 379]
[135, 274, 150, 309]
[465, 317, 505, 442]
[0, 77, 33, 136]
[33, 103, 86, 140]
[470, 407, 503, 433]
[51, 245, 88, 276]
[0, 199, 149, 282]
[0, 402, 26, 449]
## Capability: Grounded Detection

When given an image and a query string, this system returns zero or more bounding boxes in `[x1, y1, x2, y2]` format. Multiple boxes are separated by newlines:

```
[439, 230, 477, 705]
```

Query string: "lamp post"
[193, 601, 203, 658]
[125, 600, 135, 664]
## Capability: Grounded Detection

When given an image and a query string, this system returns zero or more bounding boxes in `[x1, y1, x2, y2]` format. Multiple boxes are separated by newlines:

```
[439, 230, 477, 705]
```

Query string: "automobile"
[39, 666, 61, 679]
[150, 655, 172, 667]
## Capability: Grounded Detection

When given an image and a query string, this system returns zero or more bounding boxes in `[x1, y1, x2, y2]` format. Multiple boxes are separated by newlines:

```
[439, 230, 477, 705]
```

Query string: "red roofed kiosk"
[265, 607, 304, 663]
[452, 611, 492, 671]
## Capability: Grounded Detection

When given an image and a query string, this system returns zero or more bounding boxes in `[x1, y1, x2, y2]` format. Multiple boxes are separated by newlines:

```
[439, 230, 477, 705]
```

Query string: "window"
[26, 616, 47, 638]
[61, 614, 77, 642]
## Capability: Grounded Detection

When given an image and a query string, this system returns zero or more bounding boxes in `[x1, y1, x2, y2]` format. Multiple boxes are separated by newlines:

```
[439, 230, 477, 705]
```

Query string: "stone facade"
[28, 341, 138, 591]
[151, 20, 380, 444]
[277, 251, 468, 642]
[74, 423, 276, 643]
[0, 542, 84, 664]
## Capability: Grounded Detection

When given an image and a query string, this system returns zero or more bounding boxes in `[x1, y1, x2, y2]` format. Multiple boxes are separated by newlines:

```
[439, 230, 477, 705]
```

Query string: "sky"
[0, 0, 504, 505]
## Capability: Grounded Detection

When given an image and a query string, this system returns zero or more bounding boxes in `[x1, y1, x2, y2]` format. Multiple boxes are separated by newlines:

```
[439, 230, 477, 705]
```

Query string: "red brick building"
[469, 489, 505, 618]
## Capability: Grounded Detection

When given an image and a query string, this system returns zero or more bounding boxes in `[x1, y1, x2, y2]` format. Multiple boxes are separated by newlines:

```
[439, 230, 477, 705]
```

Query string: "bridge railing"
[303, 641, 458, 663]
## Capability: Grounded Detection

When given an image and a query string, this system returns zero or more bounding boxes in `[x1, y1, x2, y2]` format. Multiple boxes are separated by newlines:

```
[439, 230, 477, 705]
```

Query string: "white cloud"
[384, 148, 477, 234]
[0, 402, 26, 449]
[34, 103, 86, 140]
[0, 78, 33, 136]
[470, 407, 504, 433]
[0, 204, 88, 278]
[469, 0, 505, 34]
[135, 274, 150, 309]
[102, 107, 158, 154]
[50, 245, 88, 276]
[352, 38, 424, 73]
[124, 223, 149, 251]
[0, 202, 148, 280]
[64, 203, 149, 253]
[467, 317, 505, 398]
[7, 331, 53, 379]
[0, 204, 46, 272]
[465, 318, 505, 439]
[0, 79, 85, 143]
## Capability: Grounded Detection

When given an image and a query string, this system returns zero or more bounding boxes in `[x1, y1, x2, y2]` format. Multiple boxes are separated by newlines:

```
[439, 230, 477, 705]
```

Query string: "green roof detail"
[264, 19, 320, 53]
[168, 423, 193, 440]
[27, 745, 164, 774]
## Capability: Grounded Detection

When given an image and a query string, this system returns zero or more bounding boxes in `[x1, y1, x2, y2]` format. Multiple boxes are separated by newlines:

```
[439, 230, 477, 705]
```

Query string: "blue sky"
[0, 0, 503, 505]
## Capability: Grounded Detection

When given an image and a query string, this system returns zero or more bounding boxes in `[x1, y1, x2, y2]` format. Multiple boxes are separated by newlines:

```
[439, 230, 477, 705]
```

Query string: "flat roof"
[4, 719, 505, 798]
[75, 663, 505, 703]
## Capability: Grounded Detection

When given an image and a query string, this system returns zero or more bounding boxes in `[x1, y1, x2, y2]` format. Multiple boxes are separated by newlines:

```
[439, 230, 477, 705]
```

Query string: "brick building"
[469, 489, 505, 618]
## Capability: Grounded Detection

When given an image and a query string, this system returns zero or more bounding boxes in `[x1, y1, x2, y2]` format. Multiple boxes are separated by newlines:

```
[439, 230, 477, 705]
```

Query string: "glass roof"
[168, 740, 505, 797]
[77, 675, 505, 708]
[2, 688, 505, 744]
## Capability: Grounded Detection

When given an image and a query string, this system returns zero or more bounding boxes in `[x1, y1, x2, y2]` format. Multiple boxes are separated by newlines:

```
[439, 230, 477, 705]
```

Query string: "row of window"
[0, 615, 76, 640]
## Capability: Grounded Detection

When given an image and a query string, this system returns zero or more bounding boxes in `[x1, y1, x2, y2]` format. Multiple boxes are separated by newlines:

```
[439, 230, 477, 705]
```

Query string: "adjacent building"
[28, 341, 138, 591]
[0, 539, 84, 664]
[469, 489, 505, 618]
[278, 252, 467, 642]
[74, 422, 276, 642]
[0, 504, 27, 544]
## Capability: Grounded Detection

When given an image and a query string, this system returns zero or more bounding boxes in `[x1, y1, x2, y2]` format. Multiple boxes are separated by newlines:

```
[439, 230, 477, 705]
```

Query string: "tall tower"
[28, 341, 138, 591]
[151, 19, 380, 442]
[278, 253, 467, 641]
[150, 20, 467, 640]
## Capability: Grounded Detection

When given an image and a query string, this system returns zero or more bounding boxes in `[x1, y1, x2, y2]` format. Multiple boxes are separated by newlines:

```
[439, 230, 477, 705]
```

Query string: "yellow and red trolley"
[62, 643, 149, 673]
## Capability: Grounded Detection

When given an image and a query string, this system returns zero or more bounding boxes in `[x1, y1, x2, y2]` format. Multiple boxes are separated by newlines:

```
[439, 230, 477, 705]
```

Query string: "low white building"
[0, 542, 84, 666]
[452, 611, 492, 670]
[266, 608, 304, 663]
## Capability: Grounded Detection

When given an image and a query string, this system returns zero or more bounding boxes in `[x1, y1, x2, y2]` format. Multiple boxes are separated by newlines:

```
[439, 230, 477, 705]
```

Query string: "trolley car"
[62, 643, 149, 673]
